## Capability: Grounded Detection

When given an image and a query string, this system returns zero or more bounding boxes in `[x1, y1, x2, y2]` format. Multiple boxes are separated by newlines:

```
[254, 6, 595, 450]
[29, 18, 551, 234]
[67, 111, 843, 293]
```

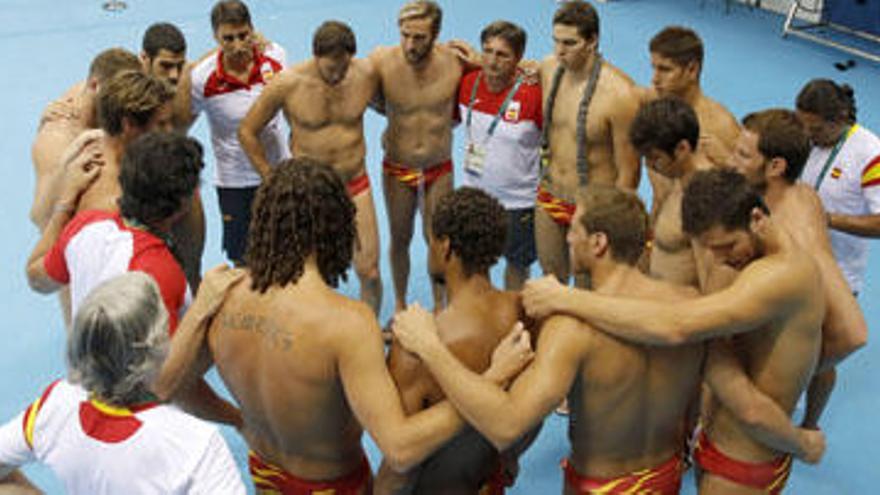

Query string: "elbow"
[26, 265, 54, 294]
[487, 427, 521, 452]
[733, 401, 766, 430]
[237, 125, 253, 147]
[381, 438, 420, 473]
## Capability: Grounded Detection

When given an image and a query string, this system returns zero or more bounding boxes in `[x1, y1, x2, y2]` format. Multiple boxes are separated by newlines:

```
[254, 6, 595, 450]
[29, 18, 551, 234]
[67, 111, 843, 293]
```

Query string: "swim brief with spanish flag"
[248, 451, 372, 495]
[383, 158, 452, 189]
[694, 431, 791, 494]
[536, 183, 576, 226]
[561, 455, 684, 494]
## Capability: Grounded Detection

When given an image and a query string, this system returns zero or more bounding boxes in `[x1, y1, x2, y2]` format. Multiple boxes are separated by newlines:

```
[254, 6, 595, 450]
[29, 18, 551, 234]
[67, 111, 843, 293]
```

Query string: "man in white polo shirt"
[797, 79, 880, 296]
[178, 0, 289, 265]
[458, 20, 542, 290]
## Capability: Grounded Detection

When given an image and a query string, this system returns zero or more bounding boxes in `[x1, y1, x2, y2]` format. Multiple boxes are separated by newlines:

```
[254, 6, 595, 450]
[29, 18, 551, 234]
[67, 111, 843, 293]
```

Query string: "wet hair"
[210, 0, 252, 31]
[246, 159, 355, 292]
[431, 187, 507, 277]
[577, 186, 649, 266]
[480, 20, 527, 59]
[796, 78, 857, 124]
[68, 272, 169, 407]
[742, 109, 811, 184]
[682, 168, 769, 236]
[553, 0, 599, 42]
[87, 48, 141, 84]
[118, 132, 204, 225]
[398, 0, 442, 36]
[96, 71, 174, 136]
[142, 22, 186, 57]
[649, 26, 704, 74]
[313, 20, 356, 56]
[629, 97, 699, 156]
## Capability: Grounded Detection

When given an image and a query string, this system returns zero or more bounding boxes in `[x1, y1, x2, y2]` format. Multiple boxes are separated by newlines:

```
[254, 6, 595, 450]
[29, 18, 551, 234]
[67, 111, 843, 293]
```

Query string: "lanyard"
[467, 73, 523, 141]
[813, 124, 858, 191]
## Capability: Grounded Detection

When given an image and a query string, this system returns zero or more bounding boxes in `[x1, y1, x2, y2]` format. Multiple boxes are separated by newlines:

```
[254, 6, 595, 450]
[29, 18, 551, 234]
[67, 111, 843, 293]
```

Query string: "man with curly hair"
[26, 131, 241, 428]
[155, 160, 530, 494]
[375, 187, 535, 494]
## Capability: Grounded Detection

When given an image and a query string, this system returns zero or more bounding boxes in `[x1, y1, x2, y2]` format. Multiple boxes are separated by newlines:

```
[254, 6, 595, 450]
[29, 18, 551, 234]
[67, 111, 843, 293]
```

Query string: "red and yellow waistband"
[382, 158, 452, 189]
[561, 455, 684, 495]
[536, 183, 575, 226]
[694, 431, 791, 494]
[248, 451, 372, 495]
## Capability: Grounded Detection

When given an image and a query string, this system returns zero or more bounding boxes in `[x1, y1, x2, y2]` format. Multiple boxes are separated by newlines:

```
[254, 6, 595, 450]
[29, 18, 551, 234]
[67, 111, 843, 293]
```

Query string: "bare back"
[386, 289, 521, 492]
[707, 247, 824, 462]
[372, 45, 462, 167]
[769, 184, 866, 367]
[208, 275, 366, 480]
[540, 56, 641, 198]
[280, 59, 378, 181]
[569, 275, 703, 476]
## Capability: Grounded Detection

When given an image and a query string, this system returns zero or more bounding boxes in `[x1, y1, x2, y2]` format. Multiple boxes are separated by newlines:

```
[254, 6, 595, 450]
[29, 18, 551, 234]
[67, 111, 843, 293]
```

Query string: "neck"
[589, 260, 638, 296]
[677, 84, 702, 106]
[444, 263, 493, 304]
[105, 135, 125, 165]
[567, 51, 598, 80]
[409, 47, 435, 72]
[763, 179, 789, 209]
[298, 256, 330, 288]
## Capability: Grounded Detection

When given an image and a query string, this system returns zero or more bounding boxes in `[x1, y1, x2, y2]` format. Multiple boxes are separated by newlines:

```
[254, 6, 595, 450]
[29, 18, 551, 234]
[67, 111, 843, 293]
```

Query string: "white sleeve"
[0, 412, 35, 467]
[187, 430, 246, 495]
[190, 71, 205, 117]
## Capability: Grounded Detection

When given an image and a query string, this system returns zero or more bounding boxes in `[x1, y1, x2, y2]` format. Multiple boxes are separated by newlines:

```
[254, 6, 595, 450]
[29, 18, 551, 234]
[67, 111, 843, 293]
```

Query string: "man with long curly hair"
[155, 159, 531, 494]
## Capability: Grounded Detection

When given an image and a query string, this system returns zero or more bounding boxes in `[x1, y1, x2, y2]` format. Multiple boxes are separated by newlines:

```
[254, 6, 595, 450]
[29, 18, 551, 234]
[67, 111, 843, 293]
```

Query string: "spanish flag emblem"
[831, 167, 843, 179]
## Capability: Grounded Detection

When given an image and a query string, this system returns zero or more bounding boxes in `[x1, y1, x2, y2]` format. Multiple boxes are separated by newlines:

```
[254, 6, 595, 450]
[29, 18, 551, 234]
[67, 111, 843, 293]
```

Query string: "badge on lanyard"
[505, 101, 521, 122]
[465, 142, 487, 177]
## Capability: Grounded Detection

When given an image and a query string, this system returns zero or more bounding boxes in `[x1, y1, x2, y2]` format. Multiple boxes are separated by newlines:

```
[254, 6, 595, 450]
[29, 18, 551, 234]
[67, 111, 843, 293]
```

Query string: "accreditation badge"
[464, 142, 487, 177]
[504, 100, 521, 122]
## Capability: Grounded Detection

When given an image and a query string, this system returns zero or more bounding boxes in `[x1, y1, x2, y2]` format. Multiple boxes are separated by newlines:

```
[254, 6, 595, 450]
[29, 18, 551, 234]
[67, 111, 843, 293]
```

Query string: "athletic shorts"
[217, 186, 258, 264]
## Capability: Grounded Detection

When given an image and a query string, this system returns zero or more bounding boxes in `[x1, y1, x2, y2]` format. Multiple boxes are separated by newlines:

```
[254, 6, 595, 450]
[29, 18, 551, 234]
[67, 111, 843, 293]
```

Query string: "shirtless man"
[395, 185, 822, 494]
[629, 97, 714, 287]
[154, 160, 527, 493]
[522, 169, 827, 493]
[30, 48, 140, 229]
[140, 22, 187, 88]
[239, 20, 382, 314]
[375, 187, 533, 494]
[535, 0, 641, 285]
[729, 109, 867, 430]
[369, 1, 465, 311]
[646, 26, 741, 217]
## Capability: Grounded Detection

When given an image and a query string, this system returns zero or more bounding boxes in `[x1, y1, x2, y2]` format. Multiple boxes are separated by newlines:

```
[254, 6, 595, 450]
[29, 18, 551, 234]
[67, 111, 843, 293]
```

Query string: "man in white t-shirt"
[458, 20, 542, 290]
[0, 272, 245, 495]
[797, 79, 880, 295]
[177, 0, 289, 265]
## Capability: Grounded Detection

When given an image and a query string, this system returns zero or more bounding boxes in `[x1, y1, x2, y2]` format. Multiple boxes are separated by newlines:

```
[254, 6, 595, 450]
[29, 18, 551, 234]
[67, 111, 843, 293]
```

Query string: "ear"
[766, 157, 787, 180]
[438, 236, 452, 261]
[591, 231, 609, 258]
[685, 60, 700, 80]
[673, 139, 692, 161]
[749, 206, 769, 233]
[139, 52, 151, 71]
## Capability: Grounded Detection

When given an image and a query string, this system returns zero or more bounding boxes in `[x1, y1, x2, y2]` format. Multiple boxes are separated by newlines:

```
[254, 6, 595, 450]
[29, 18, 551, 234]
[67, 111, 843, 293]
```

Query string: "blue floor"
[1, 0, 878, 493]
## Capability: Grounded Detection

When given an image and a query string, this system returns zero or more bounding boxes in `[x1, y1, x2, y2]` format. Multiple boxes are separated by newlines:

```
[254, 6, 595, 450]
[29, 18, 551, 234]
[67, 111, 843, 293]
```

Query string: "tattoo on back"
[219, 313, 294, 350]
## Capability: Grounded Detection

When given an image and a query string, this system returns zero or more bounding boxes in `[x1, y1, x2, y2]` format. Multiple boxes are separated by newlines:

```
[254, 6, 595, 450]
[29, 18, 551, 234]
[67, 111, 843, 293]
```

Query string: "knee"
[355, 261, 380, 281]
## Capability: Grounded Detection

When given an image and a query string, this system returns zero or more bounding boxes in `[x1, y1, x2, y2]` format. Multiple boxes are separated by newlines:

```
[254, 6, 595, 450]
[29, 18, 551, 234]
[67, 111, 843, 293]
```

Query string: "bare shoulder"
[325, 293, 382, 346]
[790, 183, 826, 213]
[602, 60, 637, 87]
[697, 95, 739, 130]
[368, 45, 397, 67]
